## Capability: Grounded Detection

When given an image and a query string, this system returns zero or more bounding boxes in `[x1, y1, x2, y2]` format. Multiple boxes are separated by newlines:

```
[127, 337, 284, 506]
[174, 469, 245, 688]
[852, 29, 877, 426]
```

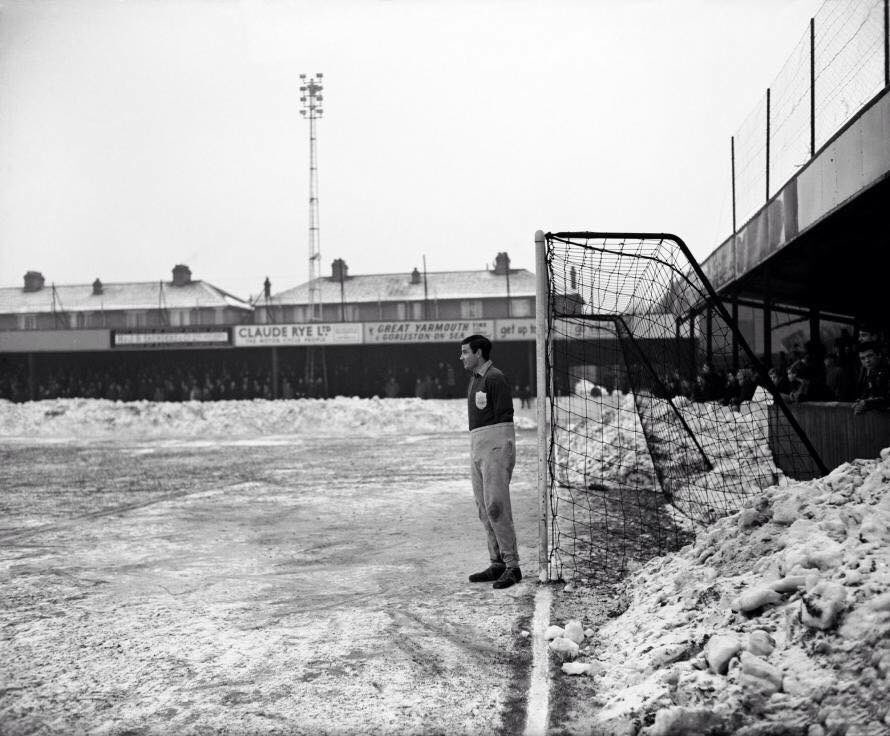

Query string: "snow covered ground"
[0, 405, 540, 735]
[3, 396, 887, 735]
[0, 397, 535, 438]
[549, 447, 890, 736]
[0, 396, 534, 439]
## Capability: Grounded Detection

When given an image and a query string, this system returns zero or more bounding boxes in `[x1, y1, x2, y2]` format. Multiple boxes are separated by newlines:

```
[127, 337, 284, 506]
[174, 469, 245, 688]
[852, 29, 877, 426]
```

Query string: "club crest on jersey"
[475, 390, 488, 410]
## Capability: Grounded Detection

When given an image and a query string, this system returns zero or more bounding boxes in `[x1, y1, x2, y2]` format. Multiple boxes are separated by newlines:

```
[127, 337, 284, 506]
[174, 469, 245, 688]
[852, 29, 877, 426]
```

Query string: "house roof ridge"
[0, 278, 211, 290]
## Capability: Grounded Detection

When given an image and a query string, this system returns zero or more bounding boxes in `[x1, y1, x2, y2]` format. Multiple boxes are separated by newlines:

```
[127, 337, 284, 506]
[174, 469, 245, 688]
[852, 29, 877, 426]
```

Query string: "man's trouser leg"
[470, 423, 518, 568]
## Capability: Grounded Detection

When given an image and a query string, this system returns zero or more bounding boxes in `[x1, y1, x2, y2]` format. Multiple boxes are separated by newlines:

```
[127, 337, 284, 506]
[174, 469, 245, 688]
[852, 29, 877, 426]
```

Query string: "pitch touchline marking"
[524, 585, 552, 736]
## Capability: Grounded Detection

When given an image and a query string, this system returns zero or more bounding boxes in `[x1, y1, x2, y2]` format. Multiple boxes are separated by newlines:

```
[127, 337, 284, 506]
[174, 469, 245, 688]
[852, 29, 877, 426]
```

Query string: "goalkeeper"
[459, 334, 521, 590]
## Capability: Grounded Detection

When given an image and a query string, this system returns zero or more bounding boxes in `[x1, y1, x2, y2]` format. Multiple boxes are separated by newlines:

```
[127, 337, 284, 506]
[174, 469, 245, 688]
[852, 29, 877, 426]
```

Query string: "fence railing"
[724, 0, 889, 236]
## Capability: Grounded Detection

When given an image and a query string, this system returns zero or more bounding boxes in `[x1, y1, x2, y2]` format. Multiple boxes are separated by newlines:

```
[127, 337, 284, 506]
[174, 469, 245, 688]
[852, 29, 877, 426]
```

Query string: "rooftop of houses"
[0, 266, 251, 315]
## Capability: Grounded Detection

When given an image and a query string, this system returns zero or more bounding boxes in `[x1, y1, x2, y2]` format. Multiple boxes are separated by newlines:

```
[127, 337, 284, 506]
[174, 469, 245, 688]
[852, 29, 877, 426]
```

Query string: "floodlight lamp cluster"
[299, 73, 324, 118]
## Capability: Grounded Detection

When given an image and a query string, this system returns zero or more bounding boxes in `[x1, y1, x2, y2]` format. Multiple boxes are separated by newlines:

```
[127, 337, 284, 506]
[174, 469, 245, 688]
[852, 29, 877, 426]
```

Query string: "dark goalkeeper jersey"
[467, 361, 514, 431]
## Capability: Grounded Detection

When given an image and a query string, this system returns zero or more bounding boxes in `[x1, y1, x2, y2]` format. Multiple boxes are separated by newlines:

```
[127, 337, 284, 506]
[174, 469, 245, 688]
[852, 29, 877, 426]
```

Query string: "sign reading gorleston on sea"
[363, 320, 492, 344]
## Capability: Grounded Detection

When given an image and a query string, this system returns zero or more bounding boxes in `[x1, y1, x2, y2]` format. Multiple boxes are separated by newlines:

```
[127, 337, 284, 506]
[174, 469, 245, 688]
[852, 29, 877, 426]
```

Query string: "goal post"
[534, 230, 549, 582]
[535, 231, 826, 584]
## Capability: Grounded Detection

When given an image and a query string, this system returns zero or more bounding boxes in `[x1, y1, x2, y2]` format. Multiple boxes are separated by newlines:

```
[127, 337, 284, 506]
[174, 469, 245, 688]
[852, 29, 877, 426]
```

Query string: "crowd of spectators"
[674, 324, 889, 414]
[0, 356, 510, 403]
[0, 359, 295, 403]
[384, 362, 461, 399]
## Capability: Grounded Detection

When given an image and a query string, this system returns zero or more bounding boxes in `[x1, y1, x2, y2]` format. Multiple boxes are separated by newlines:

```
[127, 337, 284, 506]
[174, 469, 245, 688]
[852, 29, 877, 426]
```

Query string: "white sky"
[0, 0, 823, 300]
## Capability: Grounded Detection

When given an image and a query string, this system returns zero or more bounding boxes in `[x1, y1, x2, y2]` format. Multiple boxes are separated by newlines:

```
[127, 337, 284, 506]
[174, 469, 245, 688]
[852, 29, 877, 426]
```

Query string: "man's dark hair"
[857, 341, 879, 354]
[857, 323, 883, 343]
[461, 334, 492, 360]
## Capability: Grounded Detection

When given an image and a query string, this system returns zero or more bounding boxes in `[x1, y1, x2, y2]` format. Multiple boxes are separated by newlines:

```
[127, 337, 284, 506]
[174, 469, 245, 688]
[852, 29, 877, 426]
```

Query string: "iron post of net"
[534, 230, 549, 581]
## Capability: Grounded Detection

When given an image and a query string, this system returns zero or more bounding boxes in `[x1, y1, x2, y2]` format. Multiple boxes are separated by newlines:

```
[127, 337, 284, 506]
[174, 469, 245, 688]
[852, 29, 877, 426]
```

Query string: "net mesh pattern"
[814, 0, 885, 149]
[542, 233, 825, 584]
[732, 95, 768, 228]
[769, 28, 812, 194]
[719, 0, 887, 246]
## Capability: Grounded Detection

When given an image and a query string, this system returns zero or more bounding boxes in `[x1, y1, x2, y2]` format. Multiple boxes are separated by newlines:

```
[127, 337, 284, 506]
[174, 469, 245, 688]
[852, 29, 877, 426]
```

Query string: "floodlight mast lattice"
[299, 73, 327, 390]
[299, 73, 324, 323]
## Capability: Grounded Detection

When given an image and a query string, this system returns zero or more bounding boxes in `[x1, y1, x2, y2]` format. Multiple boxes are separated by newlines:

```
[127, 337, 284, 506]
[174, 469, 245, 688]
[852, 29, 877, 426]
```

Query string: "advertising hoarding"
[493, 318, 536, 341]
[363, 320, 493, 344]
[113, 329, 230, 349]
[0, 329, 110, 353]
[233, 322, 363, 347]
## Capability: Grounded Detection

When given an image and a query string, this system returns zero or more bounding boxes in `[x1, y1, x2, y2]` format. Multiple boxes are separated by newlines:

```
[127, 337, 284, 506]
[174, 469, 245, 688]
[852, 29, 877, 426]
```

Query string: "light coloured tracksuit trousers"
[470, 422, 519, 569]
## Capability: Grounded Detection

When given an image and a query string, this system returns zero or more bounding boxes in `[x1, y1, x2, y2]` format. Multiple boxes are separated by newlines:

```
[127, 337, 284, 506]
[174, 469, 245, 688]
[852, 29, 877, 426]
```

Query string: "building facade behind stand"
[0, 254, 541, 402]
[248, 251, 537, 399]
[0, 265, 253, 402]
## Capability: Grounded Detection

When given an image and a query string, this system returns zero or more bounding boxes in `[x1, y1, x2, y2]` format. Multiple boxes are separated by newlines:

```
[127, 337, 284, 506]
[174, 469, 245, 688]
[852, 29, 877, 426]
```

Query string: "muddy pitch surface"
[1, 431, 540, 735]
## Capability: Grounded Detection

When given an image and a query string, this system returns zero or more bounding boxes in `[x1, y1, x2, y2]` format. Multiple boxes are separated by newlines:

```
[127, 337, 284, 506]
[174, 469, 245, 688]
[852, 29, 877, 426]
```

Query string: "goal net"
[535, 232, 826, 584]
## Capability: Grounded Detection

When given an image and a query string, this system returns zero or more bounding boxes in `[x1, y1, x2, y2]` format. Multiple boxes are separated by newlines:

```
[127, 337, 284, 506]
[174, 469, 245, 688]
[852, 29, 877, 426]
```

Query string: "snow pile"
[564, 447, 890, 735]
[556, 393, 779, 517]
[545, 620, 601, 675]
[556, 391, 653, 490]
[0, 397, 536, 438]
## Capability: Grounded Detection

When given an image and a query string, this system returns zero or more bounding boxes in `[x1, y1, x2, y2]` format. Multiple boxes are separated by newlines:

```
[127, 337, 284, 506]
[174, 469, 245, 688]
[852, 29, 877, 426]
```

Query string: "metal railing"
[725, 0, 889, 236]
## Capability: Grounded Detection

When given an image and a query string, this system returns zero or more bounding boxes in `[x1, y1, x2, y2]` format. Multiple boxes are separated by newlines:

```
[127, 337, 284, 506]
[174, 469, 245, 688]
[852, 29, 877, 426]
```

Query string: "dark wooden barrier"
[769, 402, 890, 479]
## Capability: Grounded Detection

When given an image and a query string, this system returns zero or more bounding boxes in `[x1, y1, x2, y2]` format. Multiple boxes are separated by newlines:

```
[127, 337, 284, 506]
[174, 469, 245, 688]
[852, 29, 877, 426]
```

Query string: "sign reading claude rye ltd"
[233, 323, 364, 347]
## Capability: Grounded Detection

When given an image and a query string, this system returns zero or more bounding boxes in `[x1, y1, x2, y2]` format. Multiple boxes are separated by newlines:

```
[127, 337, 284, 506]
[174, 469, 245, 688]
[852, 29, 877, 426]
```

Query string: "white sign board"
[492, 319, 536, 341]
[0, 329, 111, 353]
[553, 319, 616, 340]
[363, 320, 493, 344]
[113, 330, 230, 348]
[233, 323, 363, 347]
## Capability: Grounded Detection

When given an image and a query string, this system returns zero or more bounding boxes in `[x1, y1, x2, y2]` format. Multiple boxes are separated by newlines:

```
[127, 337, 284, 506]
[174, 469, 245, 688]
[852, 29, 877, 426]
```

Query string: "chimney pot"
[92, 278, 103, 296]
[23, 271, 45, 292]
[331, 258, 348, 282]
[493, 252, 511, 275]
[410, 267, 422, 285]
[263, 276, 271, 299]
[172, 264, 192, 287]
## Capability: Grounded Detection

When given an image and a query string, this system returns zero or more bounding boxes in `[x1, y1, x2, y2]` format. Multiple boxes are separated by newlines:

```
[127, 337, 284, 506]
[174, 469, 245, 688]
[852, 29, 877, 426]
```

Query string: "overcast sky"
[0, 0, 824, 300]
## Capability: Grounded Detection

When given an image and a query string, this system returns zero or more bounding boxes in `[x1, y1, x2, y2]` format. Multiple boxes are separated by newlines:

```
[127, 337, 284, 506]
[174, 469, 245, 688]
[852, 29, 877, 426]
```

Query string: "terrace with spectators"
[685, 0, 890, 470]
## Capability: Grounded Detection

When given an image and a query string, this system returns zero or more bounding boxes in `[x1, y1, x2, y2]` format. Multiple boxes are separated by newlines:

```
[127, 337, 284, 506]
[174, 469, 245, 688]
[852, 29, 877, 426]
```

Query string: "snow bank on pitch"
[0, 397, 537, 438]
[561, 446, 890, 735]
[555, 391, 777, 518]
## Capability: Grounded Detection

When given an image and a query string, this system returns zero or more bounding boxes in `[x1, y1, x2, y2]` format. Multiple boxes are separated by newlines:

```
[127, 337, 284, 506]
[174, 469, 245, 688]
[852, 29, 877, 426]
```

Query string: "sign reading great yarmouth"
[363, 320, 493, 344]
[233, 322, 363, 347]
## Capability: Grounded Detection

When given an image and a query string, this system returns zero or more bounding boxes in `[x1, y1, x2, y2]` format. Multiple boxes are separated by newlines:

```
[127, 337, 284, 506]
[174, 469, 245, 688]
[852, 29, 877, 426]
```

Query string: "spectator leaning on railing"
[852, 342, 889, 415]
[767, 367, 790, 396]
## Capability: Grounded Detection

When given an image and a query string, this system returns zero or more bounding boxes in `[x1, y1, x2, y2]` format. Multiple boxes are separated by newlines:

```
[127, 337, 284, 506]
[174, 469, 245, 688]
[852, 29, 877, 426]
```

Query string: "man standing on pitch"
[459, 334, 521, 590]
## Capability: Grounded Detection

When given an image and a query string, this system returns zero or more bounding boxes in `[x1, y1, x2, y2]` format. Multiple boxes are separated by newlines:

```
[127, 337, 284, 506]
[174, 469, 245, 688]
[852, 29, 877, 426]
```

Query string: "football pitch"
[1, 429, 540, 735]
